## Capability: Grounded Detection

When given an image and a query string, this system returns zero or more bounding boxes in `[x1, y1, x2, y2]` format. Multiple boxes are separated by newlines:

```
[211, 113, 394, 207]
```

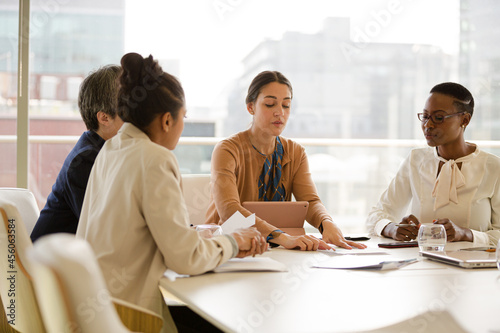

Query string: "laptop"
[242, 201, 309, 235]
[421, 250, 498, 269]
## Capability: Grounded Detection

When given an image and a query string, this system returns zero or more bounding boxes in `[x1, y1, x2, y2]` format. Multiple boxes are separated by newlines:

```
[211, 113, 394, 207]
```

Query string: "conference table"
[160, 236, 500, 333]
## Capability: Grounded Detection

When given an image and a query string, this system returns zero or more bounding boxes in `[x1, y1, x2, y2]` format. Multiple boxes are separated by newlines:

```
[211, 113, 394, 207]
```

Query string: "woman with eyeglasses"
[367, 82, 500, 246]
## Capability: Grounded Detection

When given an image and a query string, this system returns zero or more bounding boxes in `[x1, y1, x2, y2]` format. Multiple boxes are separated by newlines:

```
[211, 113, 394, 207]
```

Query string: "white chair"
[0, 201, 46, 332]
[0, 188, 40, 235]
[181, 174, 211, 225]
[161, 174, 212, 307]
[27, 234, 163, 333]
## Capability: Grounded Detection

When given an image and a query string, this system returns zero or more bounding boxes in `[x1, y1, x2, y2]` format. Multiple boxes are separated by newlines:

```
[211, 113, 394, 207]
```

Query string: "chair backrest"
[0, 188, 40, 235]
[27, 234, 131, 333]
[0, 202, 46, 332]
[181, 174, 211, 225]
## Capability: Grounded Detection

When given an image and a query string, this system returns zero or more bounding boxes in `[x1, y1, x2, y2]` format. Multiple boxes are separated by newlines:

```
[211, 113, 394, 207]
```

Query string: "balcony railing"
[2, 135, 500, 233]
[3, 135, 500, 148]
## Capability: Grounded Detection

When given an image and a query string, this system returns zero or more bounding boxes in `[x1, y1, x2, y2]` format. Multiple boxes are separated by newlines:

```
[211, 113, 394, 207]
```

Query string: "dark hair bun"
[120, 52, 144, 89]
[118, 52, 185, 132]
[142, 55, 164, 87]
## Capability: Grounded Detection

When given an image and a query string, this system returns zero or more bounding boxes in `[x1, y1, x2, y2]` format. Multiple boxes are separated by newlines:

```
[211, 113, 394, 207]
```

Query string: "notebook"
[242, 201, 309, 235]
[421, 250, 498, 269]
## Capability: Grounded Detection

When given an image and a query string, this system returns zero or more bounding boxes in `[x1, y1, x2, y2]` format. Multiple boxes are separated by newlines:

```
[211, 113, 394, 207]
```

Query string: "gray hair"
[78, 65, 121, 131]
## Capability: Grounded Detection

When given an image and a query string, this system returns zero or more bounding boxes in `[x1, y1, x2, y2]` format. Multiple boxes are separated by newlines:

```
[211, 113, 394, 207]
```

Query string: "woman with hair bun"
[77, 53, 266, 332]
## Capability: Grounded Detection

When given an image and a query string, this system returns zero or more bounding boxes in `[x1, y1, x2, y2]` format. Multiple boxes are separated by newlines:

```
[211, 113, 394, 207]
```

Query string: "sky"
[124, 0, 460, 108]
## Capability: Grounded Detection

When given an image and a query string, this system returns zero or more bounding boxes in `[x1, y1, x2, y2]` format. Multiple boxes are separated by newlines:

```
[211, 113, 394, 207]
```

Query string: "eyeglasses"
[417, 111, 466, 124]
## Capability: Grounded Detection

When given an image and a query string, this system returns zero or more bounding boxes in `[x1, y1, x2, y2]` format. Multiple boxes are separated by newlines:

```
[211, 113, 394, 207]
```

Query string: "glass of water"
[418, 224, 446, 251]
[195, 224, 223, 238]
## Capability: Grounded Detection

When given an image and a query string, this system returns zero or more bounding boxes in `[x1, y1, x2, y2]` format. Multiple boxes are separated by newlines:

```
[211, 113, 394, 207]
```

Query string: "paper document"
[322, 248, 389, 256]
[213, 257, 287, 273]
[221, 211, 255, 234]
[313, 255, 417, 270]
[164, 257, 287, 280]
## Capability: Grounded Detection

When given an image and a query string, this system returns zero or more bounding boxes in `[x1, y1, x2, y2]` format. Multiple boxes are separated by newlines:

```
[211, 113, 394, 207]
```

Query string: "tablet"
[242, 201, 309, 235]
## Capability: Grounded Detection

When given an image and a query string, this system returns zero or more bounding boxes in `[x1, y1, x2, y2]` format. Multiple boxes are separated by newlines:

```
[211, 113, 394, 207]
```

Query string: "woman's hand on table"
[231, 227, 268, 258]
[270, 233, 331, 251]
[321, 221, 367, 249]
[433, 218, 473, 242]
[382, 215, 420, 241]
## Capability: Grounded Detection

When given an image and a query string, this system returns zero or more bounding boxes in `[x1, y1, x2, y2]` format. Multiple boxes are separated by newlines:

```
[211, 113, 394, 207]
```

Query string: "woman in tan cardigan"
[206, 71, 366, 251]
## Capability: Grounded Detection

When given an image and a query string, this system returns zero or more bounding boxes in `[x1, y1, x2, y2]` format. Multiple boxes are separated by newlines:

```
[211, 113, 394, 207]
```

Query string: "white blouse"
[366, 145, 500, 246]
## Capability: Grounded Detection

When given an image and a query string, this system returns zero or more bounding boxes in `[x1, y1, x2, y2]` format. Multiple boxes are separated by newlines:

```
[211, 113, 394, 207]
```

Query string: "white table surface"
[160, 237, 500, 333]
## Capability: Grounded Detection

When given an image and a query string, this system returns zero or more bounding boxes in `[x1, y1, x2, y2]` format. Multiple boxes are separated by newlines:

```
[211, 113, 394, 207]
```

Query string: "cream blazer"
[77, 123, 235, 318]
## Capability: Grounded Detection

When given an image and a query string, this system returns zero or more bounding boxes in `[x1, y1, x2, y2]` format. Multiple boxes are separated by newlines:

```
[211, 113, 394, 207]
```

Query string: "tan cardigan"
[205, 130, 333, 236]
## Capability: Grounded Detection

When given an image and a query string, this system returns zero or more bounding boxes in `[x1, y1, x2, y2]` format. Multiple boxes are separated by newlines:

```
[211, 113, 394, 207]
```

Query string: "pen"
[394, 223, 418, 227]
[459, 247, 496, 252]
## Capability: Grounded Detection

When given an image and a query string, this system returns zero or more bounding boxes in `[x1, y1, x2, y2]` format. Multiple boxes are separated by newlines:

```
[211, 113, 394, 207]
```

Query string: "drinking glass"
[417, 224, 446, 251]
[195, 224, 223, 238]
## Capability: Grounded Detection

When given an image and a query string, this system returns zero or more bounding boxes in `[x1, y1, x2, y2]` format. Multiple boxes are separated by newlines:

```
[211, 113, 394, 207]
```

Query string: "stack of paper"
[312, 255, 417, 270]
[213, 257, 287, 273]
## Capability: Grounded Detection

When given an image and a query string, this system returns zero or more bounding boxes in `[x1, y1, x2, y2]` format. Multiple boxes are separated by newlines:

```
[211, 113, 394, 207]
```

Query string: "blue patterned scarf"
[253, 137, 286, 201]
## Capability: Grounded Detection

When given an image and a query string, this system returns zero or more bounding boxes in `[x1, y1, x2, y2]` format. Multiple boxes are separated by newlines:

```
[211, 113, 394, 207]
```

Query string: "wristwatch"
[266, 229, 284, 248]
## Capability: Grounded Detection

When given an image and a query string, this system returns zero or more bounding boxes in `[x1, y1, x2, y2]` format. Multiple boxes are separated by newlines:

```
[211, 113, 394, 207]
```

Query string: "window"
[2, 0, 500, 232]
[0, 1, 18, 188]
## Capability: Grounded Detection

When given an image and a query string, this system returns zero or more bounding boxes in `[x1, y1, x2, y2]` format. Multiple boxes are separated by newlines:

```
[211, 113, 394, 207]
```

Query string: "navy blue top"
[31, 131, 105, 242]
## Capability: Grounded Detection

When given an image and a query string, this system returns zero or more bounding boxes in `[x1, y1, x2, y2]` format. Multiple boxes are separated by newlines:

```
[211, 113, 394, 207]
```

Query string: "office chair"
[164, 174, 213, 306]
[0, 201, 46, 332]
[0, 188, 40, 236]
[27, 233, 163, 333]
[181, 174, 211, 225]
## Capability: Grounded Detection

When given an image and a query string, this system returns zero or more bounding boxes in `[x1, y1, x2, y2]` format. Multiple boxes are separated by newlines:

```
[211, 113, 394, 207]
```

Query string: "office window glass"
[2, 0, 499, 232]
[27, 0, 125, 205]
[0, 2, 18, 187]
[124, 0, 500, 232]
